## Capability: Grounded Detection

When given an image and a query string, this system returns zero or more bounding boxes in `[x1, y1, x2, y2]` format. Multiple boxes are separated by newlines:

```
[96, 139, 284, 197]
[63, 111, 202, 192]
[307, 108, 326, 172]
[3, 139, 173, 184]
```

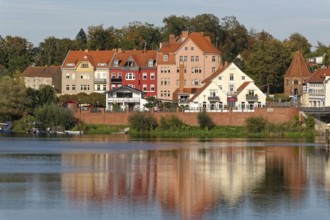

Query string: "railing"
[208, 96, 220, 102]
[246, 95, 258, 102]
[111, 78, 122, 83]
[94, 78, 107, 84]
[107, 97, 140, 103]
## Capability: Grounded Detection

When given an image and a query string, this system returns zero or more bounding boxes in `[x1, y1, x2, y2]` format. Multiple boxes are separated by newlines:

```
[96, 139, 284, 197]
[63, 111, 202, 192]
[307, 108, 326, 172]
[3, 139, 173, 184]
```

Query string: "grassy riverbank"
[81, 124, 315, 139]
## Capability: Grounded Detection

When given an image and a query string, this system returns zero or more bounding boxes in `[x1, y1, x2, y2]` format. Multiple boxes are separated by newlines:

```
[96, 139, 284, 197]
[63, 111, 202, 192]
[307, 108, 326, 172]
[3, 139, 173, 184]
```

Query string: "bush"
[128, 112, 158, 132]
[305, 115, 315, 131]
[245, 117, 267, 133]
[197, 111, 214, 130]
[158, 115, 186, 131]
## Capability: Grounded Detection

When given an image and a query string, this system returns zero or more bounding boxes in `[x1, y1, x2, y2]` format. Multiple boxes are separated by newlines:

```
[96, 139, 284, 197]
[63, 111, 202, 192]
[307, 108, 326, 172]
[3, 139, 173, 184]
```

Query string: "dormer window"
[98, 63, 107, 67]
[114, 60, 119, 67]
[81, 63, 88, 68]
[163, 55, 168, 62]
[148, 59, 154, 67]
[66, 63, 75, 67]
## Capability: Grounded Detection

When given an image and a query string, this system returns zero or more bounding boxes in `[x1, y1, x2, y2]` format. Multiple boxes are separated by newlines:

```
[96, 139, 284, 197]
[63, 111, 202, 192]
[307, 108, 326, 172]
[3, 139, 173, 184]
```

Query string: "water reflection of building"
[156, 147, 266, 219]
[61, 152, 157, 203]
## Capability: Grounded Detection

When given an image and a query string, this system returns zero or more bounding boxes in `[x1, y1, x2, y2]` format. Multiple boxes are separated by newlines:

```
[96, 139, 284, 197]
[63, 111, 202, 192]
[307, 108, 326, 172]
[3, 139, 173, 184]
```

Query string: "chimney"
[179, 62, 184, 93]
[169, 34, 175, 44]
[181, 31, 189, 41]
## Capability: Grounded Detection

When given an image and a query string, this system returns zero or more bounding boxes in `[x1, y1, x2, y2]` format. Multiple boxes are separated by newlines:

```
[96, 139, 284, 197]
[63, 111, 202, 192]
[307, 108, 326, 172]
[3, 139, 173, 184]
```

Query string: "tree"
[75, 28, 87, 49]
[243, 38, 291, 94]
[190, 14, 221, 46]
[284, 33, 311, 55]
[144, 96, 159, 110]
[162, 15, 191, 39]
[87, 25, 117, 50]
[34, 103, 75, 130]
[0, 76, 31, 121]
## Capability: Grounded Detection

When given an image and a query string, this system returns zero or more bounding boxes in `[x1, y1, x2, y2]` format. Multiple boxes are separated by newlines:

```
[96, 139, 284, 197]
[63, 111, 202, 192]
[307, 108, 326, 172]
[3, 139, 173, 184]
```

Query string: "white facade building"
[186, 63, 266, 111]
[105, 86, 147, 112]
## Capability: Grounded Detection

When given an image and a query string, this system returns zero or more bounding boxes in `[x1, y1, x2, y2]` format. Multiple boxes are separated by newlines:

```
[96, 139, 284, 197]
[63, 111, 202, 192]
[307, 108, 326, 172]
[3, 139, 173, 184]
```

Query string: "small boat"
[64, 130, 84, 135]
[0, 121, 12, 133]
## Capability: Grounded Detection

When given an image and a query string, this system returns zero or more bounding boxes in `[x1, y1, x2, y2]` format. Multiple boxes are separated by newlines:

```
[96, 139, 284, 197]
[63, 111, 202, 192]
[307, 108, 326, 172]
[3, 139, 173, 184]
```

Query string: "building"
[181, 62, 266, 111]
[301, 68, 330, 107]
[22, 65, 61, 92]
[61, 50, 115, 95]
[105, 85, 147, 112]
[157, 31, 222, 100]
[109, 49, 157, 98]
[284, 51, 312, 97]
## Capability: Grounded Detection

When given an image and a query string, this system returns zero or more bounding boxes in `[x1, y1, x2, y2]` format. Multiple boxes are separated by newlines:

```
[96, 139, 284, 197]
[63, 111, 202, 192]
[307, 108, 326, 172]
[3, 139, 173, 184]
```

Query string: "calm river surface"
[0, 134, 329, 220]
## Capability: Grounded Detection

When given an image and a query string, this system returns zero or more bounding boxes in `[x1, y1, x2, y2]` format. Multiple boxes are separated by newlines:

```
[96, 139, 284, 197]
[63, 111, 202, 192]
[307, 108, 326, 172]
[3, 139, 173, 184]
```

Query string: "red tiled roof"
[172, 88, 198, 101]
[62, 50, 116, 68]
[236, 82, 251, 94]
[110, 50, 157, 68]
[308, 68, 330, 83]
[284, 51, 311, 78]
[23, 65, 61, 78]
[189, 32, 220, 54]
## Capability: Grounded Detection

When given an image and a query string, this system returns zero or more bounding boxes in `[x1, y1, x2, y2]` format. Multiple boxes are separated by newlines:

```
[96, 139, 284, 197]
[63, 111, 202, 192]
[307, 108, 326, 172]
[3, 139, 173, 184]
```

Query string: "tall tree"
[75, 28, 87, 49]
[243, 38, 291, 94]
[162, 15, 191, 39]
[87, 25, 117, 50]
[0, 76, 31, 121]
[284, 32, 311, 55]
[219, 16, 249, 62]
[190, 14, 221, 46]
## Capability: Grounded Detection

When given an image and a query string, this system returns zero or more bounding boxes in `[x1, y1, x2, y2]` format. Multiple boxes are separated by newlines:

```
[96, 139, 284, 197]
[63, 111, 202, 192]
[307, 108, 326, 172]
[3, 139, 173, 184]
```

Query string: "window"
[148, 59, 154, 67]
[114, 60, 119, 67]
[81, 63, 89, 68]
[103, 85, 106, 91]
[191, 56, 195, 62]
[160, 90, 163, 97]
[184, 56, 188, 62]
[212, 67, 216, 73]
[184, 80, 187, 86]
[143, 73, 147, 80]
[143, 84, 147, 91]
[72, 85, 75, 90]
[111, 85, 116, 90]
[218, 76, 222, 80]
[66, 73, 70, 79]
[210, 90, 216, 97]
[185, 47, 188, 50]
[176, 80, 179, 86]
[294, 80, 298, 84]
[219, 85, 222, 90]
[161, 78, 163, 85]
[177, 68, 180, 73]
[167, 90, 170, 97]
[192, 80, 199, 86]
[180, 56, 183, 62]
[163, 55, 168, 62]
[97, 85, 101, 91]
[118, 73, 122, 79]
[230, 74, 234, 81]
[112, 72, 116, 79]
[230, 84, 234, 92]
[150, 73, 155, 80]
[212, 56, 215, 62]
[191, 47, 194, 50]
[242, 76, 245, 80]
[126, 73, 135, 80]
[195, 56, 199, 62]
[150, 84, 155, 91]
[72, 73, 75, 80]
[248, 90, 255, 96]
[66, 85, 69, 90]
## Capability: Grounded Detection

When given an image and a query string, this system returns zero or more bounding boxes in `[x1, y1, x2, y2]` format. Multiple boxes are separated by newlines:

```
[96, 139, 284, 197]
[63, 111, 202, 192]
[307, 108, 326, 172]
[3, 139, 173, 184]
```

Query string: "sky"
[0, 0, 329, 48]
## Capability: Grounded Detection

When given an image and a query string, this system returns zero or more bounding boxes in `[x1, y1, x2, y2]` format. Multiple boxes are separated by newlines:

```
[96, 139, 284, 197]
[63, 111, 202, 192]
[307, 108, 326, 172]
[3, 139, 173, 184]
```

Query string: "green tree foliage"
[34, 103, 75, 130]
[128, 112, 158, 132]
[162, 15, 191, 38]
[190, 14, 221, 45]
[158, 115, 186, 131]
[58, 92, 105, 107]
[0, 76, 31, 121]
[144, 96, 159, 110]
[197, 111, 214, 130]
[284, 32, 311, 55]
[0, 36, 33, 75]
[75, 28, 87, 49]
[26, 85, 58, 109]
[243, 38, 291, 93]
[245, 117, 267, 133]
[87, 25, 117, 50]
[304, 115, 315, 131]
[219, 16, 249, 62]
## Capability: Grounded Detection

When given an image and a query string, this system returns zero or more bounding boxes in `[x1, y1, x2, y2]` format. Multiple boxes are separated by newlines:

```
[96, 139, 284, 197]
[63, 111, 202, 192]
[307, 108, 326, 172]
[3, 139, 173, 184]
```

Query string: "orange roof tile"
[308, 68, 330, 83]
[23, 66, 61, 78]
[111, 50, 157, 68]
[189, 32, 220, 54]
[62, 50, 116, 68]
[284, 51, 311, 78]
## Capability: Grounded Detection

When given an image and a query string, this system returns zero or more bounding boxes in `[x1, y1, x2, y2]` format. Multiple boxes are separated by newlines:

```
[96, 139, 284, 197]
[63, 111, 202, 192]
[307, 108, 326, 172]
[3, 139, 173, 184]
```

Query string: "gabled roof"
[62, 50, 116, 69]
[236, 82, 252, 95]
[110, 50, 157, 68]
[284, 51, 311, 78]
[158, 32, 220, 54]
[308, 68, 330, 83]
[106, 85, 145, 95]
[23, 65, 61, 78]
[172, 88, 198, 101]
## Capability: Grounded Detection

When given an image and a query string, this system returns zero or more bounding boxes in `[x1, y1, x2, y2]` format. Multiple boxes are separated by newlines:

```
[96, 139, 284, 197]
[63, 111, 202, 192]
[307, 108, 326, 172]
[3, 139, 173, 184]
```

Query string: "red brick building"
[109, 49, 157, 98]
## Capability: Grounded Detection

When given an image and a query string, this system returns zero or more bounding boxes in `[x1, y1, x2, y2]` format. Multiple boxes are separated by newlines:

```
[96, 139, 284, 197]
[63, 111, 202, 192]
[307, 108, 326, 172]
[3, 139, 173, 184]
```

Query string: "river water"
[0, 134, 329, 220]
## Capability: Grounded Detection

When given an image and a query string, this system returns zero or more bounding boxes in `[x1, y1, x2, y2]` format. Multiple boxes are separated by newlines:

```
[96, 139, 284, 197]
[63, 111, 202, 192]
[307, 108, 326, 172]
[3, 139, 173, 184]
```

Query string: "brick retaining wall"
[75, 107, 299, 126]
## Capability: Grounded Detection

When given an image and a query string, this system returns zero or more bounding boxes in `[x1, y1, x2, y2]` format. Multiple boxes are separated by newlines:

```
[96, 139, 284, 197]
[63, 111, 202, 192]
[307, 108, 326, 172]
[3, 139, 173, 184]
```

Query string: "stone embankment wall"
[75, 107, 299, 126]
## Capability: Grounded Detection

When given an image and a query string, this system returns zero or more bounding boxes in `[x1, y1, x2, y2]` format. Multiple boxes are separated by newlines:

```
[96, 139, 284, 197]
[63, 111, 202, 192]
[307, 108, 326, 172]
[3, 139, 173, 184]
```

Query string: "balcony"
[111, 78, 122, 84]
[94, 78, 106, 84]
[246, 95, 258, 102]
[107, 97, 140, 103]
[208, 96, 220, 102]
